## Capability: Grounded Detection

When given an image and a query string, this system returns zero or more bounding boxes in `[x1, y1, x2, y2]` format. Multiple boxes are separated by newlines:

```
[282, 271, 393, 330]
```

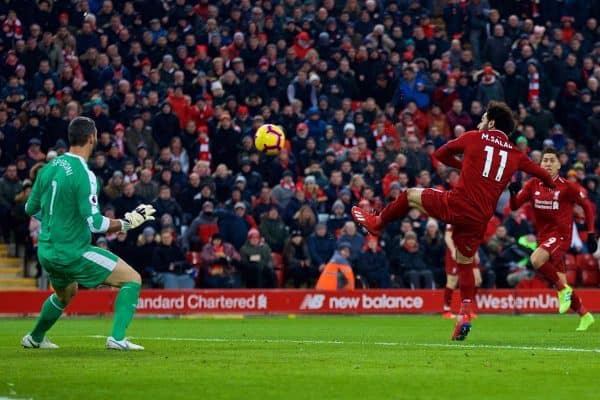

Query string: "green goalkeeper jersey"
[26, 152, 110, 265]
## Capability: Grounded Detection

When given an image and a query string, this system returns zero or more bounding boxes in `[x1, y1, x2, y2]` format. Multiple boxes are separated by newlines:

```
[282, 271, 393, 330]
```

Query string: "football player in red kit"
[509, 147, 596, 331]
[442, 224, 481, 319]
[352, 101, 555, 340]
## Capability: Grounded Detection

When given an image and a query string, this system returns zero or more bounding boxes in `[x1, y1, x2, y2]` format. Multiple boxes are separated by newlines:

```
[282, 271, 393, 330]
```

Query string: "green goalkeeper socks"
[31, 294, 65, 343]
[111, 282, 141, 341]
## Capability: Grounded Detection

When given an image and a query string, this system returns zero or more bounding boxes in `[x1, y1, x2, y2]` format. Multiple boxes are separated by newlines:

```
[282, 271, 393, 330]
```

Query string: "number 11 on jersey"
[482, 145, 507, 181]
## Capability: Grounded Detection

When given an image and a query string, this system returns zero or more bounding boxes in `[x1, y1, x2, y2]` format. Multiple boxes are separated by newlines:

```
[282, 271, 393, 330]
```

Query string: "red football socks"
[380, 191, 408, 225]
[537, 262, 565, 290]
[570, 292, 588, 316]
[443, 287, 453, 310]
[458, 262, 476, 302]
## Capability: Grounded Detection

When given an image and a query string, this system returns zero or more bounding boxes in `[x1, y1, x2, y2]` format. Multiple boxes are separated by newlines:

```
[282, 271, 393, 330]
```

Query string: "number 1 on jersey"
[482, 146, 507, 181]
[49, 180, 57, 216]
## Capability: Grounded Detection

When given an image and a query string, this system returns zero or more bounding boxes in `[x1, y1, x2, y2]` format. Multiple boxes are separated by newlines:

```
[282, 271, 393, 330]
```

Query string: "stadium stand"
[0, 0, 599, 290]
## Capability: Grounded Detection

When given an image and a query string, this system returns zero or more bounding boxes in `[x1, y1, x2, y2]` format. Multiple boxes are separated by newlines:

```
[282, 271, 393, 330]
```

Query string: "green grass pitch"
[1, 315, 598, 400]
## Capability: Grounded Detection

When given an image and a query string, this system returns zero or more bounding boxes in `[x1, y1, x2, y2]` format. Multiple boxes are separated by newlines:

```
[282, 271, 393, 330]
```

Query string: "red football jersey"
[510, 176, 595, 243]
[434, 129, 554, 222]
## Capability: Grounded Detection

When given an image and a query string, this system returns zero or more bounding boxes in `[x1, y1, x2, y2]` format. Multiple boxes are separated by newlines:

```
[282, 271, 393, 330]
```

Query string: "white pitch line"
[85, 335, 600, 353]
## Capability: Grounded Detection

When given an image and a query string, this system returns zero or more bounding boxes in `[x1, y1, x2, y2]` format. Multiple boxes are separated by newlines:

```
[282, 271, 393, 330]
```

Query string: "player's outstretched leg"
[103, 259, 144, 351]
[352, 189, 423, 235]
[22, 283, 78, 349]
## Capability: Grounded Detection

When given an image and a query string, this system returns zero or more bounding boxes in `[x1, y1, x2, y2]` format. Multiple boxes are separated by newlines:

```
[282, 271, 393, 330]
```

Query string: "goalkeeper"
[21, 117, 155, 351]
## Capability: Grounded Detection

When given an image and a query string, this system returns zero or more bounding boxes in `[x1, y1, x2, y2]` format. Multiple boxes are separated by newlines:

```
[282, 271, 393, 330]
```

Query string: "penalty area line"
[84, 335, 600, 353]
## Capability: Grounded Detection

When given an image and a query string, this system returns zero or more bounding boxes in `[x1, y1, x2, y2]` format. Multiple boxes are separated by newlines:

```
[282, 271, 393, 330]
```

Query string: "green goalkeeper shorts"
[38, 246, 119, 289]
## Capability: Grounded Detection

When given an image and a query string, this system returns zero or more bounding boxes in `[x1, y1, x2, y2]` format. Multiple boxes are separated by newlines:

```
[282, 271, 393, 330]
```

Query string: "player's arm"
[77, 174, 154, 233]
[571, 184, 597, 252]
[433, 135, 466, 170]
[509, 179, 532, 211]
[518, 155, 555, 188]
[25, 176, 42, 216]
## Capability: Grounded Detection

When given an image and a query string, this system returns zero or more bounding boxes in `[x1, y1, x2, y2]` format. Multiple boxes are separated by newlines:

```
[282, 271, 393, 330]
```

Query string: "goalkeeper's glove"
[121, 204, 156, 231]
[587, 232, 598, 253]
[508, 181, 522, 197]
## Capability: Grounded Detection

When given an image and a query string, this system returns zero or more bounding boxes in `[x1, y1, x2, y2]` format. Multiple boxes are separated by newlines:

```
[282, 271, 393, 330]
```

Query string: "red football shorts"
[539, 236, 570, 273]
[421, 188, 486, 258]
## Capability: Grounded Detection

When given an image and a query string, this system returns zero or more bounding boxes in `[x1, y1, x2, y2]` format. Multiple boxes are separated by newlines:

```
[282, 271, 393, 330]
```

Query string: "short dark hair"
[486, 101, 515, 136]
[542, 147, 559, 158]
[68, 117, 96, 146]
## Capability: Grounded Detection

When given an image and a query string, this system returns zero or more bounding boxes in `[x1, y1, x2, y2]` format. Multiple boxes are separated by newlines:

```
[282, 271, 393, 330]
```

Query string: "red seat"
[576, 254, 599, 287]
[565, 269, 578, 286]
[576, 254, 599, 271]
[581, 270, 600, 287]
[565, 254, 577, 271]
[271, 252, 284, 287]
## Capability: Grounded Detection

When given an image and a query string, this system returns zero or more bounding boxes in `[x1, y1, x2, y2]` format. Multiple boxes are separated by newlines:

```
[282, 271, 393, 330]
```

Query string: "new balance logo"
[299, 294, 325, 310]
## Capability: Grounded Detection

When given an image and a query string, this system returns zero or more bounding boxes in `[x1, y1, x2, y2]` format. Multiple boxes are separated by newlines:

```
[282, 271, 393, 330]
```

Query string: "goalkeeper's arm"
[86, 204, 156, 234]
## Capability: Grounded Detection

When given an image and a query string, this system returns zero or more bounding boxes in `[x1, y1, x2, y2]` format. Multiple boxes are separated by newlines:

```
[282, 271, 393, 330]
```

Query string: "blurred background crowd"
[1, 0, 599, 290]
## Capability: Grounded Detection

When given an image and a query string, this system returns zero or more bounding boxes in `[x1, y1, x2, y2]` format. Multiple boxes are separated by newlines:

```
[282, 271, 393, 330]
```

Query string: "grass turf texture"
[0, 315, 598, 400]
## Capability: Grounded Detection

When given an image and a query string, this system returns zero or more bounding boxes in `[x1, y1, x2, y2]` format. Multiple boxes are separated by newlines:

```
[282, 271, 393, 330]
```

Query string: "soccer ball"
[254, 124, 286, 156]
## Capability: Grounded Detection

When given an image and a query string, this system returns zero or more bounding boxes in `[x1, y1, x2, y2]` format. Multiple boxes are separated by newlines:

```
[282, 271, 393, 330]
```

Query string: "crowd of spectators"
[1, 0, 600, 290]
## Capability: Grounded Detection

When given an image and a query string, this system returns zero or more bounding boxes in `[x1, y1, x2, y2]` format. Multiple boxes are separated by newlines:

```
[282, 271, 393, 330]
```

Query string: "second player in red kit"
[509, 147, 596, 330]
[351, 101, 555, 340]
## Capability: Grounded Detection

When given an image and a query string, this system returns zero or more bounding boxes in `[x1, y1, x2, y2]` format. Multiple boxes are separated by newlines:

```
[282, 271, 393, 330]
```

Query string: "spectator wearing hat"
[390, 231, 435, 289]
[103, 170, 125, 202]
[240, 228, 276, 288]
[201, 233, 242, 289]
[357, 235, 392, 288]
[259, 204, 289, 253]
[337, 221, 364, 264]
[25, 138, 45, 167]
[307, 222, 337, 271]
[217, 201, 256, 250]
[500, 60, 527, 111]
[303, 175, 328, 213]
[183, 201, 219, 251]
[272, 170, 296, 209]
[125, 115, 159, 158]
[152, 227, 195, 289]
[291, 122, 311, 158]
[420, 219, 447, 287]
[237, 156, 263, 197]
[475, 65, 505, 107]
[315, 241, 355, 290]
[283, 229, 315, 287]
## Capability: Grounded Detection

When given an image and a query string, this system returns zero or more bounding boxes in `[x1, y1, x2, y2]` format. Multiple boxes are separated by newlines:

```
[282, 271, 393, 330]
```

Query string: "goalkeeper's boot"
[451, 313, 472, 341]
[106, 336, 144, 351]
[21, 334, 59, 349]
[576, 312, 595, 331]
[351, 206, 382, 236]
[558, 285, 573, 314]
